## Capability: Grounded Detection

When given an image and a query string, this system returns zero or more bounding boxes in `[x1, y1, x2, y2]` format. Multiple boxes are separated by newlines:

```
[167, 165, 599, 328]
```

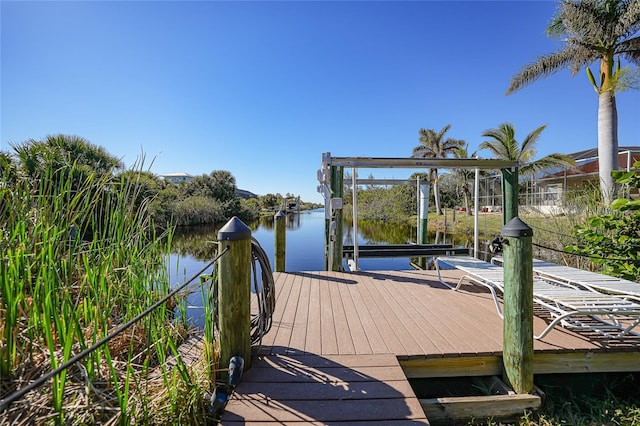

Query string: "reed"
[0, 162, 210, 424]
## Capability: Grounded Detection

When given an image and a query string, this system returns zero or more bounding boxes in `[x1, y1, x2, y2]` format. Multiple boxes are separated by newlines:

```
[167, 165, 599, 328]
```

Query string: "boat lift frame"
[318, 152, 518, 271]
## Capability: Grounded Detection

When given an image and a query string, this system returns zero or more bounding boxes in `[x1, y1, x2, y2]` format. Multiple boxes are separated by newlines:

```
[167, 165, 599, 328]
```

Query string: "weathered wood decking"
[221, 269, 640, 424]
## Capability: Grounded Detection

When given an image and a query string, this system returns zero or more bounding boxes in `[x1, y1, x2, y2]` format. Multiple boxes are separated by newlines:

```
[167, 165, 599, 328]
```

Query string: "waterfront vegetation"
[1, 134, 639, 424]
[485, 373, 640, 425]
[0, 136, 231, 424]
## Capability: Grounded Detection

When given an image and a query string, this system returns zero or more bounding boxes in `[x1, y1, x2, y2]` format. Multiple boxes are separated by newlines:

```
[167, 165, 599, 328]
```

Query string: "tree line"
[1, 134, 262, 230]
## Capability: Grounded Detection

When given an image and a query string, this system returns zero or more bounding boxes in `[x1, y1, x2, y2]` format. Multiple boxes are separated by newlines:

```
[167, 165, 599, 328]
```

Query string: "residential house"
[160, 172, 194, 184]
[530, 146, 640, 213]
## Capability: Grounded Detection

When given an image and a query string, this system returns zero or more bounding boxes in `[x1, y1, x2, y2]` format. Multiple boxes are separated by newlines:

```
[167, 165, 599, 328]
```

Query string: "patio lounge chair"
[435, 256, 640, 340]
[491, 256, 640, 300]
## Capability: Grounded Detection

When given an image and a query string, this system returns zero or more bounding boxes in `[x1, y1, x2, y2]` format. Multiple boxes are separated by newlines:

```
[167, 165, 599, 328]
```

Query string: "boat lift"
[318, 153, 518, 271]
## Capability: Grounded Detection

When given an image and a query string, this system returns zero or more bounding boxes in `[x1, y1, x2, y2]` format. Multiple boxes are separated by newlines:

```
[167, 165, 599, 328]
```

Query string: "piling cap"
[274, 210, 286, 219]
[218, 216, 251, 241]
[501, 217, 533, 237]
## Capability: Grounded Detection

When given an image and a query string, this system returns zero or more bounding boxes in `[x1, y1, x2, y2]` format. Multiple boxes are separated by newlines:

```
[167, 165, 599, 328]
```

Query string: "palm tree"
[480, 123, 575, 175]
[506, 0, 640, 204]
[412, 124, 465, 215]
[12, 134, 122, 181]
[451, 144, 476, 215]
[479, 123, 575, 208]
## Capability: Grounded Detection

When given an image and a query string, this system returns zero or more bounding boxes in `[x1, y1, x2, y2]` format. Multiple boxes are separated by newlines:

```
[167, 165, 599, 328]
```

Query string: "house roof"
[568, 146, 640, 161]
[537, 146, 640, 180]
[160, 172, 193, 178]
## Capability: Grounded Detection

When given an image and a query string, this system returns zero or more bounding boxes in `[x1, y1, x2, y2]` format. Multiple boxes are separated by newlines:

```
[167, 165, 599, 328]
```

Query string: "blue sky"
[2, 1, 639, 203]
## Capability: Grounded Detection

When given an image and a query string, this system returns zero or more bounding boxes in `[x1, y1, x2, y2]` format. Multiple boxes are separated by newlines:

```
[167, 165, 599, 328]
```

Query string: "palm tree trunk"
[463, 188, 471, 215]
[597, 90, 619, 205]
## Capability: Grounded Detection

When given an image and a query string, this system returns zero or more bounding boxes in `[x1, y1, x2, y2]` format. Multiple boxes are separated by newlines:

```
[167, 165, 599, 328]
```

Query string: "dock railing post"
[274, 210, 286, 272]
[217, 216, 252, 375]
[501, 217, 534, 394]
[501, 166, 519, 225]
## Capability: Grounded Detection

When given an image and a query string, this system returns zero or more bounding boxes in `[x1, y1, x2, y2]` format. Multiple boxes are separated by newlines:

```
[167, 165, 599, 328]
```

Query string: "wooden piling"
[329, 165, 344, 272]
[274, 210, 286, 272]
[501, 167, 519, 225]
[501, 217, 533, 394]
[217, 217, 252, 374]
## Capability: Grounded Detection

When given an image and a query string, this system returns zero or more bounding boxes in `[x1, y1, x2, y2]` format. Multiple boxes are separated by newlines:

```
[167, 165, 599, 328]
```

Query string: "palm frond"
[520, 124, 548, 157]
[480, 123, 520, 161]
[506, 48, 587, 94]
[508, 0, 638, 95]
[617, 36, 640, 64]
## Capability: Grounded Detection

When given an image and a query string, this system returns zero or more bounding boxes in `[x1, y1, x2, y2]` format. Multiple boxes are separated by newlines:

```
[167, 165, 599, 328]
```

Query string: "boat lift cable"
[0, 247, 230, 412]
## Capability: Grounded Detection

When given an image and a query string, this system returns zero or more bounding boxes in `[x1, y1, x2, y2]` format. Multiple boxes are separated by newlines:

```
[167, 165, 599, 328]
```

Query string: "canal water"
[167, 209, 474, 326]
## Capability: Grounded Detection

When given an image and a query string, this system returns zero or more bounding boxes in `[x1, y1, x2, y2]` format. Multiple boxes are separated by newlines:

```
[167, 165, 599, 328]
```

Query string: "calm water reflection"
[167, 209, 479, 282]
[167, 209, 477, 326]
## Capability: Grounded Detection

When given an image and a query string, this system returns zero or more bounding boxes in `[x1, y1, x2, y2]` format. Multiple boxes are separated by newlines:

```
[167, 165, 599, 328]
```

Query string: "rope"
[249, 237, 276, 346]
[528, 223, 574, 239]
[532, 242, 637, 263]
[530, 223, 640, 249]
[0, 246, 230, 412]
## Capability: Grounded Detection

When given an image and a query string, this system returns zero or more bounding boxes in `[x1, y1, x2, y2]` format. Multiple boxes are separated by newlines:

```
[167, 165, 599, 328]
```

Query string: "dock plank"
[238, 269, 640, 424]
[276, 271, 303, 354]
[259, 272, 294, 353]
[288, 273, 311, 355]
[223, 398, 428, 423]
[304, 273, 322, 355]
[390, 270, 503, 355]
[352, 274, 410, 354]
[328, 276, 356, 354]
[320, 277, 339, 354]
[222, 354, 429, 425]
[359, 273, 425, 356]
[343, 276, 390, 354]
[336, 279, 373, 355]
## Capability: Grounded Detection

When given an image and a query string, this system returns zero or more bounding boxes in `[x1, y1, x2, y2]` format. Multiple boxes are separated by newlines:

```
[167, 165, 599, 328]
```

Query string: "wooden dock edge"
[421, 392, 541, 425]
[400, 351, 640, 379]
[418, 375, 542, 424]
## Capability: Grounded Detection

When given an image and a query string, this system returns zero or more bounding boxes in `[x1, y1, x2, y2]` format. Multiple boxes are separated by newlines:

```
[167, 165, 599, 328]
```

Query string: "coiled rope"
[250, 237, 276, 346]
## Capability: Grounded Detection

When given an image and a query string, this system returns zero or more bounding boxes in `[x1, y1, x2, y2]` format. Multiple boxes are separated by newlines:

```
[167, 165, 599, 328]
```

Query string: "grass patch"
[483, 373, 640, 426]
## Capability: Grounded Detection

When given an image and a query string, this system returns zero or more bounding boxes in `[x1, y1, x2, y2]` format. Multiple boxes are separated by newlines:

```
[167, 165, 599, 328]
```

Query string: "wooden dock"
[221, 269, 640, 424]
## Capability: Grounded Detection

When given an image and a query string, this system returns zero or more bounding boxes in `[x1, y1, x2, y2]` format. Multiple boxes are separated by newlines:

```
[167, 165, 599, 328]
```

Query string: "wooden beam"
[533, 352, 640, 374]
[401, 352, 640, 379]
[322, 154, 517, 170]
[421, 393, 541, 425]
[400, 356, 503, 378]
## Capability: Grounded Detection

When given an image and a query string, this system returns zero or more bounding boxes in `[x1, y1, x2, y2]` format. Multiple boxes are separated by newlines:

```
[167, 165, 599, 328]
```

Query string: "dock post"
[501, 217, 533, 394]
[329, 165, 344, 271]
[417, 178, 430, 269]
[418, 179, 429, 245]
[217, 216, 252, 375]
[501, 166, 519, 225]
[274, 210, 286, 272]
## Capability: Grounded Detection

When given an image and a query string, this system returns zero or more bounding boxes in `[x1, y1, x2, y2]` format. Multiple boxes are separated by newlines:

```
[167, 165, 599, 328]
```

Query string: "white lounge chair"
[491, 256, 640, 300]
[436, 256, 640, 340]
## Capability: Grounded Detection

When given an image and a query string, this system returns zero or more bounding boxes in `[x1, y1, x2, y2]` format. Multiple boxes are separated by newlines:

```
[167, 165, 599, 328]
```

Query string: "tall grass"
[0, 163, 211, 424]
